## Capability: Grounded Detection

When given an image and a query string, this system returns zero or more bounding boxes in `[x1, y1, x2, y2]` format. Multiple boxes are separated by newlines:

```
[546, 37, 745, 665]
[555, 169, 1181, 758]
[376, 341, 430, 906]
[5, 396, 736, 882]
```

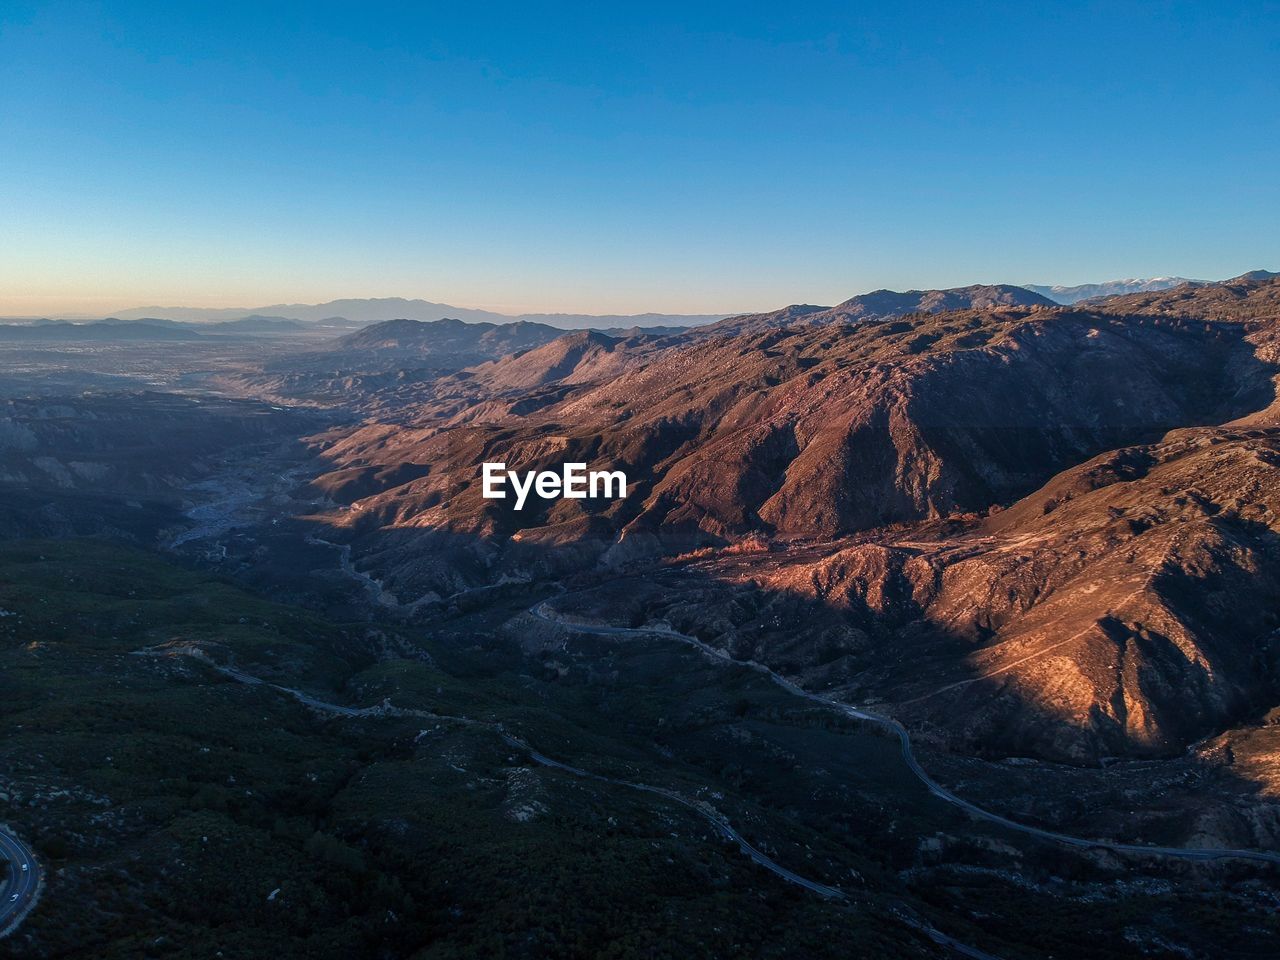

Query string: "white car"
[21, 863, 28, 872]
[8, 893, 17, 902]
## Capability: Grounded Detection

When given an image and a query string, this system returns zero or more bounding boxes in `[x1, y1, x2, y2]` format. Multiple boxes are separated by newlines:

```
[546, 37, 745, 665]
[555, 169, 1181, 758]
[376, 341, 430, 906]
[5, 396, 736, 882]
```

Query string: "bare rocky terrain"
[6, 276, 1280, 958]
[700, 282, 1056, 336]
[252, 274, 1280, 783]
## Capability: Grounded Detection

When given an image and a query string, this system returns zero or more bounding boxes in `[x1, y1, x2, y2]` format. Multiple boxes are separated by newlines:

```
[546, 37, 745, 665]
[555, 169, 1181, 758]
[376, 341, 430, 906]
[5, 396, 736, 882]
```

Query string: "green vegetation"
[2, 539, 1276, 958]
[0, 541, 921, 958]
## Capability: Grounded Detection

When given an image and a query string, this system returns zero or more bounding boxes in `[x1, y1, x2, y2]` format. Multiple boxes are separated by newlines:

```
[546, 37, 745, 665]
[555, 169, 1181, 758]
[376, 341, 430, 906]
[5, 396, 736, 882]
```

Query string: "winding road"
[527, 600, 1280, 867]
[176, 650, 845, 895]
[497, 732, 846, 898]
[499, 732, 1002, 960]
[175, 648, 994, 958]
[148, 596, 1280, 960]
[0, 826, 39, 938]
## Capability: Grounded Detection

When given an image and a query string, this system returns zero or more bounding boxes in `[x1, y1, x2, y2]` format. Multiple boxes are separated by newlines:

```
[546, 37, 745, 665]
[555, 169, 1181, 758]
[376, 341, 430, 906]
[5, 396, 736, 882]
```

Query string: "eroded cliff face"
[290, 277, 1280, 765]
[308, 306, 1263, 559]
[670, 423, 1280, 763]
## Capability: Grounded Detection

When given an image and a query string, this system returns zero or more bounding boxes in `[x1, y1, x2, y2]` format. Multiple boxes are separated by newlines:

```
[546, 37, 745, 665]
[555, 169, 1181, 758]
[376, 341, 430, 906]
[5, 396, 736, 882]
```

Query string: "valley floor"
[3, 536, 1278, 959]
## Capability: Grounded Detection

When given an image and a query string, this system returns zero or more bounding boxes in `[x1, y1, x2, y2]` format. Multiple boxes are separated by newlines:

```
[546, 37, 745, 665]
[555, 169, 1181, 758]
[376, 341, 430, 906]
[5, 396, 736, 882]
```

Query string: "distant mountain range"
[94, 314, 310, 334]
[31, 280, 1248, 328]
[0, 320, 206, 342]
[108, 298, 730, 330]
[703, 283, 1054, 336]
[9, 275, 1270, 342]
[1022, 277, 1204, 304]
[0, 315, 319, 341]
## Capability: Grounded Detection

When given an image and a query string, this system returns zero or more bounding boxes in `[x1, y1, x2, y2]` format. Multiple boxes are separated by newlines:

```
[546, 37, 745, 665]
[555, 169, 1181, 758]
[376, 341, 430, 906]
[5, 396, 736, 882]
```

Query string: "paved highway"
[0, 826, 39, 938]
[528, 600, 1280, 867]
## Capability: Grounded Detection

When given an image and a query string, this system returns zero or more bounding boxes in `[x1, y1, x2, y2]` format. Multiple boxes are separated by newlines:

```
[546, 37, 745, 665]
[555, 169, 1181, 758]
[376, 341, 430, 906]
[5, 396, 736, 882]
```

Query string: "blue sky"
[1, 1, 1277, 316]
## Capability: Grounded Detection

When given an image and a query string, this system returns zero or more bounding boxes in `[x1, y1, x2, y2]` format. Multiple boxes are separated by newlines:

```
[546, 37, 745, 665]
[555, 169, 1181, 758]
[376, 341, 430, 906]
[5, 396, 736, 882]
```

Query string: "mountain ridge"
[284, 274, 1280, 766]
[1024, 276, 1205, 304]
[702, 284, 1054, 336]
[108, 297, 730, 330]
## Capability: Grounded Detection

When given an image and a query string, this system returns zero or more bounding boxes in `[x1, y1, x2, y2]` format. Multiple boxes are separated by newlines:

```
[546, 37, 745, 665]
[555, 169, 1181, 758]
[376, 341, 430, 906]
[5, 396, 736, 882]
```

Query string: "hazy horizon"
[0, 271, 1260, 323]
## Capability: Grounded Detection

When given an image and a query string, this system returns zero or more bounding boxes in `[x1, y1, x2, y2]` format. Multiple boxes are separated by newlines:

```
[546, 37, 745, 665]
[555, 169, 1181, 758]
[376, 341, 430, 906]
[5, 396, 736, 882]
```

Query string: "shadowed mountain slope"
[721, 419, 1280, 763]
[333, 317, 564, 357]
[290, 276, 1280, 766]
[308, 299, 1273, 579]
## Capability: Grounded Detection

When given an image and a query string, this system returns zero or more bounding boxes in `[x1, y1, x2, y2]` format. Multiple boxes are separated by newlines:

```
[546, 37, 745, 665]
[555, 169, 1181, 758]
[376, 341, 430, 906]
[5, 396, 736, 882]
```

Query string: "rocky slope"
[691, 418, 1280, 763]
[291, 275, 1280, 765]
[1086, 270, 1280, 319]
[308, 304, 1266, 572]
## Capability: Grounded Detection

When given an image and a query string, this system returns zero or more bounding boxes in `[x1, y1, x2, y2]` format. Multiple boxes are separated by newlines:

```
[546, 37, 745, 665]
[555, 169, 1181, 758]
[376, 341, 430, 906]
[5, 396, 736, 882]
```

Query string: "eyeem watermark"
[482, 462, 627, 510]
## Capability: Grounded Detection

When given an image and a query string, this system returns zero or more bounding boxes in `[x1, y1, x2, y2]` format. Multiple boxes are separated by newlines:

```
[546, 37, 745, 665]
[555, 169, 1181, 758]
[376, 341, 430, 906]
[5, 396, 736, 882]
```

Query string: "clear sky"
[2, 1, 1277, 317]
